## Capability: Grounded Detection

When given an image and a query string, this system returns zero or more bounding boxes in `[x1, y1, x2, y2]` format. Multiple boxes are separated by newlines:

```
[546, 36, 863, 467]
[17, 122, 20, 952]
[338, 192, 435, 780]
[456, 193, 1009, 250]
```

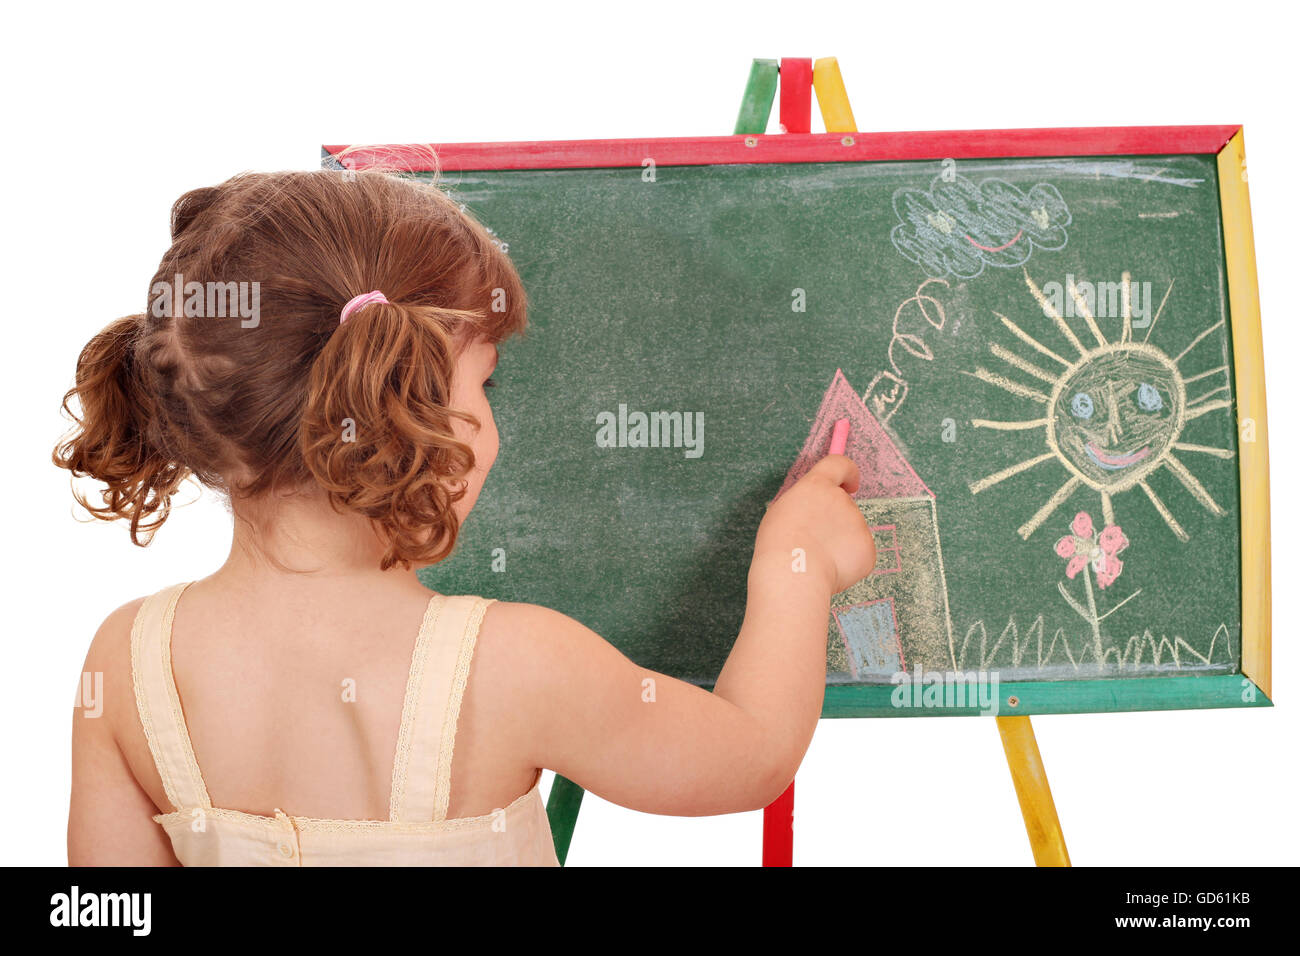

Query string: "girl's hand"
[755, 455, 876, 594]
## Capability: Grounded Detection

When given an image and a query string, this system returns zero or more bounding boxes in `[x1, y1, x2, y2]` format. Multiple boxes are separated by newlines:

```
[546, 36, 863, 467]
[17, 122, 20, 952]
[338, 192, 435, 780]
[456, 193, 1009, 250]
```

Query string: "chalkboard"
[329, 128, 1271, 716]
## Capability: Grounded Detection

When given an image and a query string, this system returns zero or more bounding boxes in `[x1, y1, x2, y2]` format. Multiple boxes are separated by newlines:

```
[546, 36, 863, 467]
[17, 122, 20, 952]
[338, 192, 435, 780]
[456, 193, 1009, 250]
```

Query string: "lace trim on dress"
[432, 597, 494, 821]
[388, 594, 447, 820]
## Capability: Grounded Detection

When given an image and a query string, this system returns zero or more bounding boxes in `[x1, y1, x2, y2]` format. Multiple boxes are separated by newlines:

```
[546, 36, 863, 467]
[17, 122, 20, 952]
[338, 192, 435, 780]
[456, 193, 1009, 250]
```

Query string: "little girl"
[55, 169, 875, 866]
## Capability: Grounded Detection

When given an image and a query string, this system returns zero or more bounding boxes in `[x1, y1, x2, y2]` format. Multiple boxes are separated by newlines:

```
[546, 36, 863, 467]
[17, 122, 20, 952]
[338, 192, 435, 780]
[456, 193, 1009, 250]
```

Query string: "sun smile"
[1085, 442, 1151, 470]
[965, 230, 1023, 252]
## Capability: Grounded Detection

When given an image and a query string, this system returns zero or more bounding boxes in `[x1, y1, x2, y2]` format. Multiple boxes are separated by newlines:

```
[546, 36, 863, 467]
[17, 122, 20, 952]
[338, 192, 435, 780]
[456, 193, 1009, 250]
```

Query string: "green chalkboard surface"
[400, 148, 1258, 716]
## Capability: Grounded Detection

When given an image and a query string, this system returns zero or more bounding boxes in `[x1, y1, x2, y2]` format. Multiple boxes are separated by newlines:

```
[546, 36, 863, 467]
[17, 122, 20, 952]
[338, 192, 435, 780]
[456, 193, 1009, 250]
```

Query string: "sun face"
[968, 270, 1234, 542]
[1048, 343, 1184, 492]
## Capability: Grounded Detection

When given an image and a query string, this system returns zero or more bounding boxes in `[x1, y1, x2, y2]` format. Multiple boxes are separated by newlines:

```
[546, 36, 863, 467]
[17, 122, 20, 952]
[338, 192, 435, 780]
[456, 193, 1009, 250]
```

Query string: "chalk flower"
[1055, 511, 1129, 588]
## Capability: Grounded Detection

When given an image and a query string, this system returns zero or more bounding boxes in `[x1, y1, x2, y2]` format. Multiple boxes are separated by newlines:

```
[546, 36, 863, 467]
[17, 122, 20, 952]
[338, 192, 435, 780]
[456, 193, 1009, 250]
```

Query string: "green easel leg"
[733, 58, 778, 135]
[545, 775, 585, 865]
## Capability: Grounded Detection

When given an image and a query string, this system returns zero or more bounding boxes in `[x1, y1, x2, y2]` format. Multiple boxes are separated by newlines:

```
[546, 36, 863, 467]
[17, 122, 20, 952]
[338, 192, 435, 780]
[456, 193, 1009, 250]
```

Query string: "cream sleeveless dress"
[130, 582, 559, 866]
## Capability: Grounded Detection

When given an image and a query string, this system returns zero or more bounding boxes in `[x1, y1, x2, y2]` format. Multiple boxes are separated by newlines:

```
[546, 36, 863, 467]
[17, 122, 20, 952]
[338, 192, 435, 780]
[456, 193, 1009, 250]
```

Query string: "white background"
[3, 0, 1296, 866]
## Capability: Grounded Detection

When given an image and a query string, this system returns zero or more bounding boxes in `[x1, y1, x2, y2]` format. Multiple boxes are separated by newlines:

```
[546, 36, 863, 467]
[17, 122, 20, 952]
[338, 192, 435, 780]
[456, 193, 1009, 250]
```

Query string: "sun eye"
[1070, 392, 1094, 419]
[1136, 382, 1162, 412]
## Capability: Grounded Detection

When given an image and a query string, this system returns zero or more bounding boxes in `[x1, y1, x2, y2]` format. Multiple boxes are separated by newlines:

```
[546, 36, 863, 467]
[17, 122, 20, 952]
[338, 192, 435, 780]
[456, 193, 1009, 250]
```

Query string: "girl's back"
[93, 574, 556, 865]
[168, 579, 428, 822]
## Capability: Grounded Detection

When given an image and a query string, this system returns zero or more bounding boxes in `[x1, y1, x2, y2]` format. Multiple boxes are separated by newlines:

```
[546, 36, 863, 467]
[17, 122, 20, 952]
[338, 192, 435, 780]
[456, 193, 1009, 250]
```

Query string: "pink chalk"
[828, 418, 850, 456]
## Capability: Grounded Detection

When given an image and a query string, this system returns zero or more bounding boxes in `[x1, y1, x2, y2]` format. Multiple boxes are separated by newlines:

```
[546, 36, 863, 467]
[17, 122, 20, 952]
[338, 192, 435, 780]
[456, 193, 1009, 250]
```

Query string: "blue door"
[833, 599, 902, 679]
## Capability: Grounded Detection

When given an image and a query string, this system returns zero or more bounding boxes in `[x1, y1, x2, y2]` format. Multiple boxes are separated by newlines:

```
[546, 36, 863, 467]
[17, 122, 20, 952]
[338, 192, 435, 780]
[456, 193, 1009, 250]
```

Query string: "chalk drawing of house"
[777, 369, 956, 681]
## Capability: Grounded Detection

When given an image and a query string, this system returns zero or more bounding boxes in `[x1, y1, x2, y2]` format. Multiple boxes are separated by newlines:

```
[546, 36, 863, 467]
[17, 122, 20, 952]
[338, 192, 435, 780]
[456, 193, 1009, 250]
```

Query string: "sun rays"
[968, 269, 1235, 542]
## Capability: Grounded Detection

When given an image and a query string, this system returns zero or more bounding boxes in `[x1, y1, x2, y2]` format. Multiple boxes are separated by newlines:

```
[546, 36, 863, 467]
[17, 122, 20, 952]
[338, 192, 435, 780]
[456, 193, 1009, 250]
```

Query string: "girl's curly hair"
[53, 168, 526, 570]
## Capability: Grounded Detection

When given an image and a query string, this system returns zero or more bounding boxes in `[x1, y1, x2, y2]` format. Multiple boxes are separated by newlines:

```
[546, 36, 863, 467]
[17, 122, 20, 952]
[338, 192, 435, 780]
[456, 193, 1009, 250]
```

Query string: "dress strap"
[129, 582, 212, 811]
[388, 594, 495, 822]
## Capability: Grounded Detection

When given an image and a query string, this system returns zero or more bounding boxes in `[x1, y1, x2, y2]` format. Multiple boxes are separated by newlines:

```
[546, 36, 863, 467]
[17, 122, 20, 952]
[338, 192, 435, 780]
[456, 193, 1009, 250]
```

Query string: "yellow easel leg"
[996, 716, 1071, 866]
[812, 57, 857, 133]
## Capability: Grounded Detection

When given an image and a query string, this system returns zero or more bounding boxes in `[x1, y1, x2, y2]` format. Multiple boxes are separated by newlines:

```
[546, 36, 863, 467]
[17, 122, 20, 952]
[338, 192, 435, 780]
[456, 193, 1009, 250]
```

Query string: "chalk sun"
[968, 269, 1234, 542]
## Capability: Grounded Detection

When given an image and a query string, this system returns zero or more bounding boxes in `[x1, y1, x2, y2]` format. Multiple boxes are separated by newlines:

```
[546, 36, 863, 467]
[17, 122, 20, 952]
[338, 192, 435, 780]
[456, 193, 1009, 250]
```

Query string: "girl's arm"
[68, 603, 180, 866]
[475, 455, 874, 816]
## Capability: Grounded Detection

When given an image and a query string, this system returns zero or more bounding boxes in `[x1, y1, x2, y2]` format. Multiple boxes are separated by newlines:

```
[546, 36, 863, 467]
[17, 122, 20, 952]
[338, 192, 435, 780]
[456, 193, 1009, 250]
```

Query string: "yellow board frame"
[1217, 128, 1271, 700]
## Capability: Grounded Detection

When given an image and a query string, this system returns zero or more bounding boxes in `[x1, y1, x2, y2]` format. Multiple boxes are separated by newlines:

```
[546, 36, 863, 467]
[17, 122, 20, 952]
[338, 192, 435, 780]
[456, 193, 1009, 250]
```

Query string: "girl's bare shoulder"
[475, 599, 614, 667]
[75, 595, 173, 812]
[83, 596, 148, 671]
[470, 599, 638, 706]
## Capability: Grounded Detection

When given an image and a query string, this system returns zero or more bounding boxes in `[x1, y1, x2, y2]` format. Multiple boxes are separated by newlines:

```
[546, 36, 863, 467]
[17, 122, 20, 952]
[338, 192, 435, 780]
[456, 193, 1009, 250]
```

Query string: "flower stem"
[1083, 566, 1103, 666]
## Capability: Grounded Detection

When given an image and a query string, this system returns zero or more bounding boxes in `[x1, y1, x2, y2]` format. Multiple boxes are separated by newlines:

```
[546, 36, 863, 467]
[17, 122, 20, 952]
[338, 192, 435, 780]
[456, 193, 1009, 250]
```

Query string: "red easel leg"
[762, 780, 794, 866]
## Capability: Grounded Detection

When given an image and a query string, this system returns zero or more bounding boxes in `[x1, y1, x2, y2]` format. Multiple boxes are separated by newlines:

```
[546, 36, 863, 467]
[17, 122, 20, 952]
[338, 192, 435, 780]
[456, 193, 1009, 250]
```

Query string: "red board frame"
[324, 125, 1240, 174]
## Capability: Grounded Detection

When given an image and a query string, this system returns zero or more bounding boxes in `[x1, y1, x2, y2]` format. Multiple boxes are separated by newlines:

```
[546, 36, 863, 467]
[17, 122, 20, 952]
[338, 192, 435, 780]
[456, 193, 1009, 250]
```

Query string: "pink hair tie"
[340, 290, 389, 324]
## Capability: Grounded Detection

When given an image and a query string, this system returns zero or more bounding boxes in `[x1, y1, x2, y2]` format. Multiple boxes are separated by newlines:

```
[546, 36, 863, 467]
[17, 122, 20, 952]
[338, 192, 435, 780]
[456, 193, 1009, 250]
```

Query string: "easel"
[544, 57, 1071, 867]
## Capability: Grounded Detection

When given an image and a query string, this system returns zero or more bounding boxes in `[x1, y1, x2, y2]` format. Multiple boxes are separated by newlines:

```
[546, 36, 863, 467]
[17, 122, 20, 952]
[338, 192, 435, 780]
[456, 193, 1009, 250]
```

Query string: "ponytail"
[299, 301, 485, 571]
[53, 316, 186, 544]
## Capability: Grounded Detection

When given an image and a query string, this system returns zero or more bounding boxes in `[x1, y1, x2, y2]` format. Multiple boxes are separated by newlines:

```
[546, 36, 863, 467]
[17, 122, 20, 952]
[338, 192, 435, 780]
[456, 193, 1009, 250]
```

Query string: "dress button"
[278, 841, 295, 859]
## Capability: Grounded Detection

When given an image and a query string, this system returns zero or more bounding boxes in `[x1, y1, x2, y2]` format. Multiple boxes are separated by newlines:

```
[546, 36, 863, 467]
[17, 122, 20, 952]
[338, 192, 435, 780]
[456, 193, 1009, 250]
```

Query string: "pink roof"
[777, 369, 933, 500]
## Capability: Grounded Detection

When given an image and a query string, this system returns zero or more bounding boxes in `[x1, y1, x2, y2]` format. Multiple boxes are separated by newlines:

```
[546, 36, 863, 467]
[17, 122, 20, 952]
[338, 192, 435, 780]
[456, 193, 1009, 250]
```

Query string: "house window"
[870, 524, 901, 574]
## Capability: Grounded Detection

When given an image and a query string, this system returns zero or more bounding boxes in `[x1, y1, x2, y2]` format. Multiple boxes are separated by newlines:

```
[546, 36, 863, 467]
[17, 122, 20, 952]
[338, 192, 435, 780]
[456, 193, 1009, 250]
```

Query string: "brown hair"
[53, 169, 526, 569]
